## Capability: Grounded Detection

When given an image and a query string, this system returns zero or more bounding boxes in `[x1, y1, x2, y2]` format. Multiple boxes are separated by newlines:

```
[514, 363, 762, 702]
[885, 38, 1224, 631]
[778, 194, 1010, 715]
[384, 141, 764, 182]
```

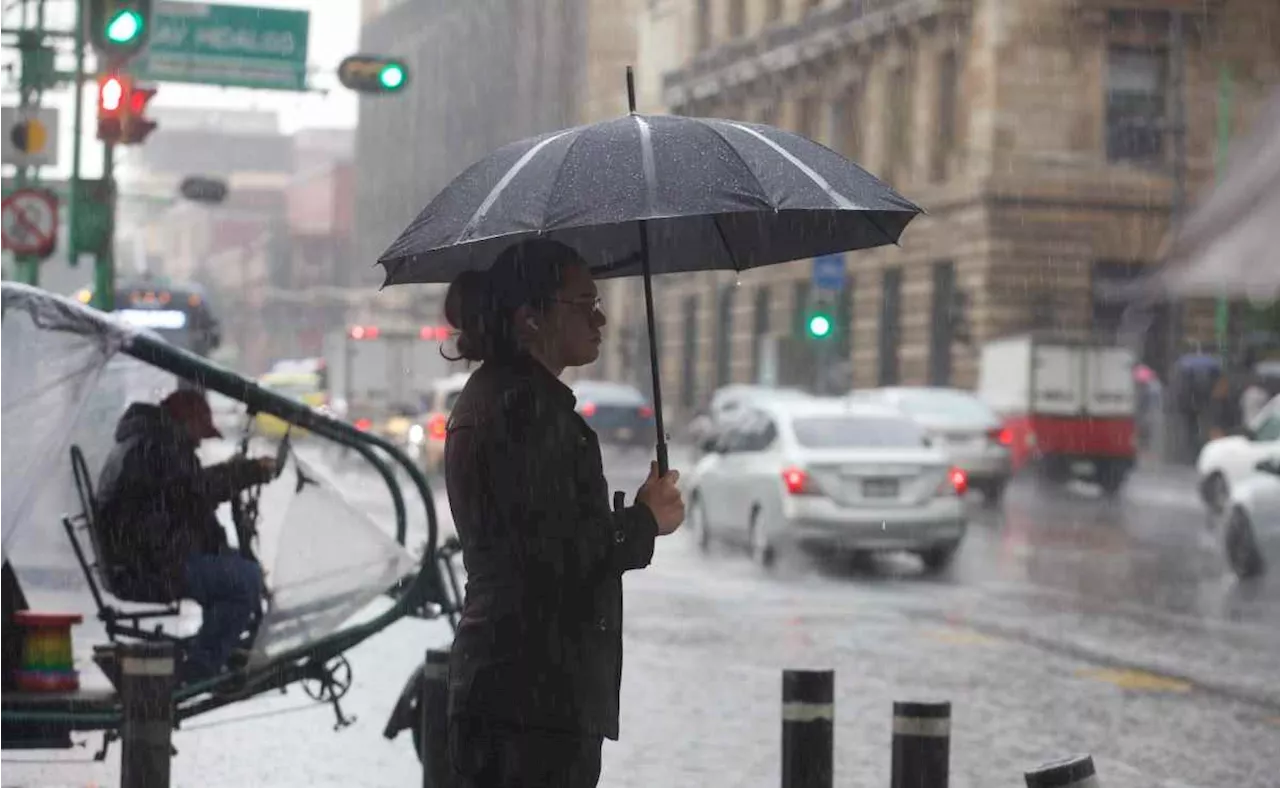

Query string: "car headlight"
[408, 423, 425, 444]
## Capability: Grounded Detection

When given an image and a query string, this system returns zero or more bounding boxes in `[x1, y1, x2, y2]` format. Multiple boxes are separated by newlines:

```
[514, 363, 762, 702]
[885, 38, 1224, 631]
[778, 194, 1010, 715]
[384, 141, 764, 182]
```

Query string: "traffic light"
[96, 74, 158, 145]
[337, 54, 410, 94]
[806, 309, 834, 340]
[97, 73, 126, 143]
[121, 83, 158, 145]
[89, 0, 153, 66]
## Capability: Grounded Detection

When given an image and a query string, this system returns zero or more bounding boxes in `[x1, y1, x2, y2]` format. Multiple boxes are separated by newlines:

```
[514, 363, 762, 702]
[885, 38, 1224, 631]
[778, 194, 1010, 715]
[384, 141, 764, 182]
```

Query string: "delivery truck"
[323, 324, 459, 437]
[977, 332, 1137, 493]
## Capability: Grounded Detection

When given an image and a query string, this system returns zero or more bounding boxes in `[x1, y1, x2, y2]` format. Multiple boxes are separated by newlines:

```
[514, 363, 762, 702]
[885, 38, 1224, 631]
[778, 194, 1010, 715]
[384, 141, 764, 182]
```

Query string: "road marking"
[1076, 667, 1192, 693]
[922, 627, 998, 646]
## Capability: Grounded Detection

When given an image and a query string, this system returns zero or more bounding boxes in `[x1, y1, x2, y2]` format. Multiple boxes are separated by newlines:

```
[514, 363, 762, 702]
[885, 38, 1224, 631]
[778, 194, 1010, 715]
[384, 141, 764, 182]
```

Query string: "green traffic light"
[379, 63, 406, 91]
[807, 313, 833, 338]
[105, 9, 144, 44]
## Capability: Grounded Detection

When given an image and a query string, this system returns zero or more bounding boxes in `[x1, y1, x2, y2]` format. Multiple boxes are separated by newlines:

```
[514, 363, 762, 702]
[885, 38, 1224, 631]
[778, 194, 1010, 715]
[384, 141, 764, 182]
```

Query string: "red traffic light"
[99, 74, 127, 114]
[127, 85, 155, 114]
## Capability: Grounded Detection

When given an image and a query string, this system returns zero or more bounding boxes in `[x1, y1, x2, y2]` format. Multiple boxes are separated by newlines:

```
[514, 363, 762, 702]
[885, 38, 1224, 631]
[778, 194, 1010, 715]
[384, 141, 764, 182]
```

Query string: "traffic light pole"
[68, 0, 88, 272]
[92, 141, 117, 312]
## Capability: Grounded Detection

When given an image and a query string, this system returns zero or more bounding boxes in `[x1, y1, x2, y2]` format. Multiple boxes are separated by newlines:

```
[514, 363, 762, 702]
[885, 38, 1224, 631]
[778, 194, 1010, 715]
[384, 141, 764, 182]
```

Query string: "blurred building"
[352, 0, 643, 379]
[116, 117, 368, 375]
[638, 0, 1280, 420]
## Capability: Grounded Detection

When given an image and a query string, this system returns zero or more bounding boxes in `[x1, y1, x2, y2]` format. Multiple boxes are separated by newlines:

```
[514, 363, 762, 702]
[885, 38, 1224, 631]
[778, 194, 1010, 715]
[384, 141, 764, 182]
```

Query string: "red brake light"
[580, 401, 597, 417]
[349, 325, 380, 340]
[354, 417, 372, 431]
[987, 427, 1013, 446]
[638, 405, 653, 419]
[782, 467, 818, 495]
[949, 467, 969, 496]
[427, 413, 448, 440]
[419, 326, 450, 341]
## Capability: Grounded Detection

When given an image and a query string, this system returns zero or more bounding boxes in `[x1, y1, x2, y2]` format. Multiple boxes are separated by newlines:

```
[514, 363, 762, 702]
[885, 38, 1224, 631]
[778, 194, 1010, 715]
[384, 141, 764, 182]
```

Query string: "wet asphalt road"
[5, 442, 1277, 787]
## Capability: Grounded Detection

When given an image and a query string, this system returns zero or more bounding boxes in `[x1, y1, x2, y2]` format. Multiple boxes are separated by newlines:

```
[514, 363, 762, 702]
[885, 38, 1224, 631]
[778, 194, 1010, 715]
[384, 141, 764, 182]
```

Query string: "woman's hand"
[636, 461, 685, 536]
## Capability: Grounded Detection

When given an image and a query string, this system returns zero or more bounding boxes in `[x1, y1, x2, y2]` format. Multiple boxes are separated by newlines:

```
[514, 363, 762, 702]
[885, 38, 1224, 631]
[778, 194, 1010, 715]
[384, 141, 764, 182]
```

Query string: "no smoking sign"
[2, 188, 59, 258]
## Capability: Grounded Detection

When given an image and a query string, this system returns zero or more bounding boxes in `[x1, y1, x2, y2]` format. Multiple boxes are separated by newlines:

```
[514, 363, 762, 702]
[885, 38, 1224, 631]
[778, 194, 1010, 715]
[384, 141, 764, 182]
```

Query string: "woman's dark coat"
[444, 354, 658, 741]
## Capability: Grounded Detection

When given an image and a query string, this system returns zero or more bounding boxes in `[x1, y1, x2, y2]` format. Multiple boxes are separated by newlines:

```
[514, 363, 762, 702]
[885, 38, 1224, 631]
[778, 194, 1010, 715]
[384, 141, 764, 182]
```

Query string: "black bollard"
[420, 648, 451, 788]
[119, 642, 175, 788]
[781, 669, 833, 788]
[890, 701, 950, 788]
[1025, 754, 1101, 788]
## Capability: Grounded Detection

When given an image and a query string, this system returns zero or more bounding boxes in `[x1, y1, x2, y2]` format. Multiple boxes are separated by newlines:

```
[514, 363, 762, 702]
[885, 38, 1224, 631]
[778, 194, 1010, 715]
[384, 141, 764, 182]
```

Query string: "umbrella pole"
[625, 65, 671, 476]
[637, 220, 670, 476]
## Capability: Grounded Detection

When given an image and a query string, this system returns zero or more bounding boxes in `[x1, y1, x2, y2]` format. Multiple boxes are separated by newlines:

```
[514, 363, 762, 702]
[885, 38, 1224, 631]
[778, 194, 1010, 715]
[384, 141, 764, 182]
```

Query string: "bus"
[75, 277, 223, 358]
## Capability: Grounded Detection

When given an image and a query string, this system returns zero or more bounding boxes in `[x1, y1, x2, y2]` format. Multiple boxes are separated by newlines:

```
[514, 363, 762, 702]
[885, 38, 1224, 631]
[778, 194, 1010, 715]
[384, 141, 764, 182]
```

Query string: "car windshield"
[895, 390, 997, 423]
[790, 415, 926, 448]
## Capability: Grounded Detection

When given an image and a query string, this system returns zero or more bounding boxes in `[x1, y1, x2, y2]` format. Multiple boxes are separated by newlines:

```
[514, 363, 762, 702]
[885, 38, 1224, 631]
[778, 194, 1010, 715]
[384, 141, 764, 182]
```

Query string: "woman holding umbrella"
[442, 238, 686, 787]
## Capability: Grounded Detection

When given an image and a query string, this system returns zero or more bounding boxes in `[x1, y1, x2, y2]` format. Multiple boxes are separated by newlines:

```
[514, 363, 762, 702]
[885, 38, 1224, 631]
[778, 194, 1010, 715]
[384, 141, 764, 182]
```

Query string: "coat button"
[614, 530, 625, 544]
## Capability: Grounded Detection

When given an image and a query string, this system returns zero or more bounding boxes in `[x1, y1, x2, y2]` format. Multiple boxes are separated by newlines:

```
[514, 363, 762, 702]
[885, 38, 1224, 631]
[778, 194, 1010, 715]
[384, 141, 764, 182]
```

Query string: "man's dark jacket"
[96, 403, 266, 600]
[444, 354, 659, 741]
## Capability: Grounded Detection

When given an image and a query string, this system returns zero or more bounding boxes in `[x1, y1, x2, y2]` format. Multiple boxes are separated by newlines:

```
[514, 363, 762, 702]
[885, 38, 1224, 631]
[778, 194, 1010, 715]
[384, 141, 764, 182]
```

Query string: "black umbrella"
[378, 68, 922, 473]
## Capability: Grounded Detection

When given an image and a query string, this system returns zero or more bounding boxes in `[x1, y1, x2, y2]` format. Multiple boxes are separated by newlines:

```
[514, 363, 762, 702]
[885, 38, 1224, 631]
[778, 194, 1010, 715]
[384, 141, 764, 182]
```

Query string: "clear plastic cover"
[2, 283, 417, 669]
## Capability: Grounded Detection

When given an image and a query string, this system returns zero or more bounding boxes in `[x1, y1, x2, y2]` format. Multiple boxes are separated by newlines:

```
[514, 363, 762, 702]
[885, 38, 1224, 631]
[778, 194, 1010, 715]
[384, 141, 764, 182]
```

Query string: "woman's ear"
[513, 304, 539, 336]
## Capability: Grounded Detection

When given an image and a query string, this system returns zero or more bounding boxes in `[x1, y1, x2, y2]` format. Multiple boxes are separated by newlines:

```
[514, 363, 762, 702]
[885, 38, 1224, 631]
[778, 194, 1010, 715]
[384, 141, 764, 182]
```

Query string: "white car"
[850, 387, 1013, 504]
[686, 399, 968, 572]
[1220, 453, 1280, 579]
[689, 385, 812, 452]
[1197, 394, 1280, 514]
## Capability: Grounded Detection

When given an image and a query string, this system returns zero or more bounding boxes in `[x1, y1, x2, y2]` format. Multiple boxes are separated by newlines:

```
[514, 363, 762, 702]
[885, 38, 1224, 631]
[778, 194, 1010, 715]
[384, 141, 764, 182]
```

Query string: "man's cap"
[160, 389, 223, 439]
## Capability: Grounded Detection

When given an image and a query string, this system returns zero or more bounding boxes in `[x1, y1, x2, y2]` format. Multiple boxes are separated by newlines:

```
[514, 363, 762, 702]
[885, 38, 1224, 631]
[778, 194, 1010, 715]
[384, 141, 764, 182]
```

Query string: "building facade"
[637, 0, 1279, 423]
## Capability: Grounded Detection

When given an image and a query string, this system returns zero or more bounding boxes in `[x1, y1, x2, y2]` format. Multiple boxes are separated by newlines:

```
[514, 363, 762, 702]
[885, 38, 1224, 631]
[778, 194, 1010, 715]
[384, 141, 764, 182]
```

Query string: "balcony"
[663, 0, 969, 109]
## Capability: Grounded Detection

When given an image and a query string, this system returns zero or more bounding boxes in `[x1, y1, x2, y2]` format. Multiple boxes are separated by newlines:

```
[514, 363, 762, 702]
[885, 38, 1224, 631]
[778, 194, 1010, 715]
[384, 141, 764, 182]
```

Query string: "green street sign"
[133, 2, 310, 92]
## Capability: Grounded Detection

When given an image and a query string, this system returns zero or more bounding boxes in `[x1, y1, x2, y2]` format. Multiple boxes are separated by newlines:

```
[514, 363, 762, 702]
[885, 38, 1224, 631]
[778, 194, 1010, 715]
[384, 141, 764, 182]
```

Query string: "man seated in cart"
[95, 389, 278, 683]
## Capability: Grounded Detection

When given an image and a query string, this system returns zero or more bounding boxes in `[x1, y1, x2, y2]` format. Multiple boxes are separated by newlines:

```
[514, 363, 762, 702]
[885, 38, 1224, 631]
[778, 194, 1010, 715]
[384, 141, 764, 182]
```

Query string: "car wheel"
[917, 541, 960, 574]
[1225, 508, 1265, 579]
[1203, 472, 1229, 515]
[1096, 462, 1127, 496]
[688, 495, 711, 552]
[748, 508, 775, 569]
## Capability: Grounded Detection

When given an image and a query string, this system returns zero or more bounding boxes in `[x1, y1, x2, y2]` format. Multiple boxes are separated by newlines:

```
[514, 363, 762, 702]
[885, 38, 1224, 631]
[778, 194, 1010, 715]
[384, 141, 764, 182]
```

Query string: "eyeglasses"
[553, 296, 604, 315]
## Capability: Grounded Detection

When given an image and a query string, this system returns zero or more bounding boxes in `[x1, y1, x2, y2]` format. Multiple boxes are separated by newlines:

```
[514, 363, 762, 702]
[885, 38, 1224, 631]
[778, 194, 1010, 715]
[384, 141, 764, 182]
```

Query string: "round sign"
[1, 188, 59, 257]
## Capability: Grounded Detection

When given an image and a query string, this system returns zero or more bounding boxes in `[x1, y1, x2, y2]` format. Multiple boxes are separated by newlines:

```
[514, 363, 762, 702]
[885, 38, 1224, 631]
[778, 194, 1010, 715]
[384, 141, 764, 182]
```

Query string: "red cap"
[161, 390, 223, 440]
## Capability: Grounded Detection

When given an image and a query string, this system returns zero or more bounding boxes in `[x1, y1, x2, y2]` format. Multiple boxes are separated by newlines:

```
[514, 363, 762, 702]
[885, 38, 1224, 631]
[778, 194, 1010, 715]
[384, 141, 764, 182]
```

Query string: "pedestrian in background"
[441, 239, 685, 788]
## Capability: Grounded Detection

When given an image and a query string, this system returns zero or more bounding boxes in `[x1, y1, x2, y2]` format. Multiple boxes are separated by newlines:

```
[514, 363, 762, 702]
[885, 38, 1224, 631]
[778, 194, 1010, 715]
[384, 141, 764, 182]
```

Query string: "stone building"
[634, 0, 1280, 422]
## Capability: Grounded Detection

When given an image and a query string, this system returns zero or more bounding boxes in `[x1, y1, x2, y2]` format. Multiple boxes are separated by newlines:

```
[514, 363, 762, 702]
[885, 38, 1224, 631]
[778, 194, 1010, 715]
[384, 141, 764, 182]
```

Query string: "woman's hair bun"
[443, 269, 495, 363]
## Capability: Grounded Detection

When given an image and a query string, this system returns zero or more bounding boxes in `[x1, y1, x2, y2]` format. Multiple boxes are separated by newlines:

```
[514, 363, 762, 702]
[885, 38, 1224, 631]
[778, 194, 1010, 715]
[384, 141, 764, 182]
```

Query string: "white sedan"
[1220, 453, 1280, 579]
[686, 399, 968, 573]
[1197, 394, 1280, 514]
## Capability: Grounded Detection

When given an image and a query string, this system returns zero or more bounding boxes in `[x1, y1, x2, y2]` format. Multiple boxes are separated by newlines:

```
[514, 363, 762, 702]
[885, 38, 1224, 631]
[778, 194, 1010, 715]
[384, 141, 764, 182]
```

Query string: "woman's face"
[531, 262, 607, 370]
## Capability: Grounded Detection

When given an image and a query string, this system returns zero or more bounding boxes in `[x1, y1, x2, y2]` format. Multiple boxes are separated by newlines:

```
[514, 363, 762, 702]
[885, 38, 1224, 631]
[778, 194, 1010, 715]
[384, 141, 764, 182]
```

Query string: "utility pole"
[1213, 63, 1234, 358]
[1163, 9, 1190, 464]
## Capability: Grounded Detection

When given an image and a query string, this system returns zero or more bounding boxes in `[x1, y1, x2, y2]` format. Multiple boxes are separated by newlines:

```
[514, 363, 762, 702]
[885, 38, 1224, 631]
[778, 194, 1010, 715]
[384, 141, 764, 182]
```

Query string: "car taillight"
[580, 401, 597, 417]
[937, 467, 968, 496]
[638, 405, 653, 419]
[987, 427, 1013, 446]
[782, 467, 819, 495]
[354, 418, 372, 432]
[428, 413, 448, 441]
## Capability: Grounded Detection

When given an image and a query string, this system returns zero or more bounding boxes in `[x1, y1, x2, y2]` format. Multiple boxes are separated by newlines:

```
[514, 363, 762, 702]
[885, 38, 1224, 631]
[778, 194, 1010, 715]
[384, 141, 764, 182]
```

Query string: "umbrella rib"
[711, 215, 742, 272]
[632, 114, 660, 216]
[722, 121, 858, 211]
[455, 129, 575, 244]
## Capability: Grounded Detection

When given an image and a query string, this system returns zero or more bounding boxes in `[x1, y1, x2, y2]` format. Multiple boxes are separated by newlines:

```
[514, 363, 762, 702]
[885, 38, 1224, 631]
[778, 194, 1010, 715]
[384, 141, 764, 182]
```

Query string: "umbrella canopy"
[1154, 87, 1280, 302]
[377, 112, 921, 285]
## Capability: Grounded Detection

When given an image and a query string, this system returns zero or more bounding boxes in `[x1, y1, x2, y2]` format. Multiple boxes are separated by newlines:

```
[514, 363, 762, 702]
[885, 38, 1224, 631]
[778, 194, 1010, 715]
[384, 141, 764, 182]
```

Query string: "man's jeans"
[183, 553, 263, 679]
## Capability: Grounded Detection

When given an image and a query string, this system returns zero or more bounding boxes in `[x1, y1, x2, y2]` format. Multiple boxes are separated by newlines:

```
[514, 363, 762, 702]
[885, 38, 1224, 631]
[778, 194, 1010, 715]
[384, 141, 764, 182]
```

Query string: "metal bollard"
[420, 648, 451, 788]
[119, 642, 175, 788]
[781, 669, 833, 788]
[1025, 754, 1101, 788]
[890, 701, 950, 788]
